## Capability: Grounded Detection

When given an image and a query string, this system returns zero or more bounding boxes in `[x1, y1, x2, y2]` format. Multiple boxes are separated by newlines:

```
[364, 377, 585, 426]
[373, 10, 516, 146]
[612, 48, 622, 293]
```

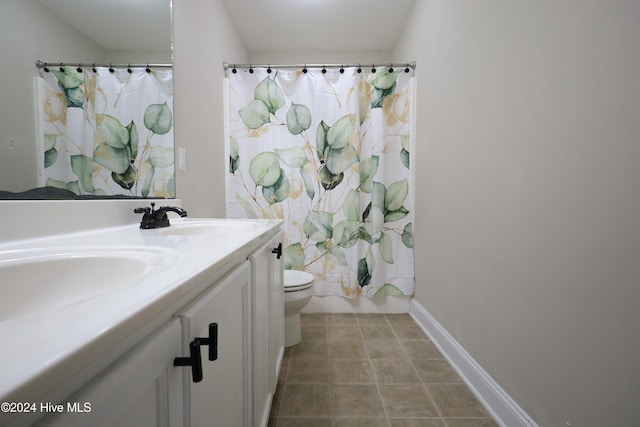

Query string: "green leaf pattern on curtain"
[227, 68, 414, 298]
[37, 66, 174, 197]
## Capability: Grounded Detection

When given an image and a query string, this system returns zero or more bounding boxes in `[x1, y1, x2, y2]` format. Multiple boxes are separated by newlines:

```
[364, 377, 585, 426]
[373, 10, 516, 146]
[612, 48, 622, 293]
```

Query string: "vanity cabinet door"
[176, 261, 252, 427]
[37, 319, 184, 427]
[249, 231, 284, 427]
[268, 232, 285, 393]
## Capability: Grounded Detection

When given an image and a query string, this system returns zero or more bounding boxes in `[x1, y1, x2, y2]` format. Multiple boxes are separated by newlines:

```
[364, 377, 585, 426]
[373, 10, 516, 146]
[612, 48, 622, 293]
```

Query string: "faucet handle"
[134, 203, 162, 229]
[134, 203, 185, 229]
[134, 202, 155, 215]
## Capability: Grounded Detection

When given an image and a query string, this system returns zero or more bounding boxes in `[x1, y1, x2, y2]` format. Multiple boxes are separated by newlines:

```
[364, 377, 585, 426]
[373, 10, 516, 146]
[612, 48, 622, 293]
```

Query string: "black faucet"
[134, 203, 188, 229]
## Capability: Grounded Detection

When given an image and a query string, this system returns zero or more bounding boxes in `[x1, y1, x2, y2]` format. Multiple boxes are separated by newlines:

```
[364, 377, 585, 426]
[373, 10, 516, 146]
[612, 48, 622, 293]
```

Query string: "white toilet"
[283, 270, 315, 347]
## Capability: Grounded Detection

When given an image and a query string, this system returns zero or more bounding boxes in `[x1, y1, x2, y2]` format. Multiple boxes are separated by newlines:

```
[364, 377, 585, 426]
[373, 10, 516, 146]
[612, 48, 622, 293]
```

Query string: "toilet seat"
[284, 270, 314, 292]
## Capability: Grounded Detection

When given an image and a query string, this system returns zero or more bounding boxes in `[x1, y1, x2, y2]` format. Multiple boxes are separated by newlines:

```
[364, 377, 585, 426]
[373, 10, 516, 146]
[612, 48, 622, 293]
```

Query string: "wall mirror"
[0, 0, 173, 199]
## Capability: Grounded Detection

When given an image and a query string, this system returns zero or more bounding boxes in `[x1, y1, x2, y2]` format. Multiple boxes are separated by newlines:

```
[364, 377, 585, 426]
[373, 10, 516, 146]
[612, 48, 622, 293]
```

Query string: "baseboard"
[409, 299, 538, 427]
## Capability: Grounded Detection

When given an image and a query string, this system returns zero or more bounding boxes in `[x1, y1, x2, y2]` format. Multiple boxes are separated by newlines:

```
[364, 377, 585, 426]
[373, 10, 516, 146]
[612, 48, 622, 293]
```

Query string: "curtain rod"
[223, 61, 416, 72]
[35, 60, 172, 70]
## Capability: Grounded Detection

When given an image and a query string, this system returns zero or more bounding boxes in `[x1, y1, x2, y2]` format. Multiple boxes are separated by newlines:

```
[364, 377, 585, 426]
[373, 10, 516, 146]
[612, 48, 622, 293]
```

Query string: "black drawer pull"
[174, 323, 218, 382]
[271, 243, 282, 259]
[197, 323, 218, 361]
[174, 339, 203, 382]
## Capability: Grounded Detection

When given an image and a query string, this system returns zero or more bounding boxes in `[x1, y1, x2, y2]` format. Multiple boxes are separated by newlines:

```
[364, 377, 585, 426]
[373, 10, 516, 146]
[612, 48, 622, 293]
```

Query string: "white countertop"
[0, 217, 282, 424]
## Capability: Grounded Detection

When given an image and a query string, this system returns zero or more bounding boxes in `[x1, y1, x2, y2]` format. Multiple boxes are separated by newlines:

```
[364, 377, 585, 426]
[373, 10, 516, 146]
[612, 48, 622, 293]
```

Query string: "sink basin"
[155, 219, 261, 236]
[0, 246, 176, 323]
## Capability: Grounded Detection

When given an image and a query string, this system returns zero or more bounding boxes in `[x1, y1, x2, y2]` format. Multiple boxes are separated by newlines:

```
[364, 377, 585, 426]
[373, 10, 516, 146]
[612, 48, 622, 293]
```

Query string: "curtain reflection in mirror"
[36, 66, 174, 198]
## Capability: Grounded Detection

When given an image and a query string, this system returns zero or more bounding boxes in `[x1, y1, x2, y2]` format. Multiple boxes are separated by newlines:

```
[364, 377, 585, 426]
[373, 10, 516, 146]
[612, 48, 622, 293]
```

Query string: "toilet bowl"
[283, 270, 315, 347]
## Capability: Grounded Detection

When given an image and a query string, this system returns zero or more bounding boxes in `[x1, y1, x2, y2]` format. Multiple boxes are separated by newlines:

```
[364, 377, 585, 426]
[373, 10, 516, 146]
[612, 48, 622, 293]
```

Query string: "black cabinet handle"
[197, 323, 218, 361]
[174, 339, 204, 382]
[272, 243, 282, 259]
[210, 323, 218, 361]
[173, 323, 218, 383]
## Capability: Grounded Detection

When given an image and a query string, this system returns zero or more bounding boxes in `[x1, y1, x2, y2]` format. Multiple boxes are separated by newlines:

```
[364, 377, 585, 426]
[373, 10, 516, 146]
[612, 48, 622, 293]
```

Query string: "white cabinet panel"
[269, 233, 285, 394]
[249, 232, 284, 427]
[176, 261, 252, 427]
[37, 320, 183, 427]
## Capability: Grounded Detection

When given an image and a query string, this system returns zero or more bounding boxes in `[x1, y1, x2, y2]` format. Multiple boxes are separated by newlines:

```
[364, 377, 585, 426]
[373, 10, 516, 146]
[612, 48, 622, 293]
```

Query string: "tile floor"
[268, 313, 499, 427]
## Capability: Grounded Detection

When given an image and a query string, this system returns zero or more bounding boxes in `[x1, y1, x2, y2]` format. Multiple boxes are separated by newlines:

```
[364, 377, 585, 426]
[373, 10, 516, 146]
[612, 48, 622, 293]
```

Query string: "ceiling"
[221, 0, 417, 51]
[37, 0, 416, 53]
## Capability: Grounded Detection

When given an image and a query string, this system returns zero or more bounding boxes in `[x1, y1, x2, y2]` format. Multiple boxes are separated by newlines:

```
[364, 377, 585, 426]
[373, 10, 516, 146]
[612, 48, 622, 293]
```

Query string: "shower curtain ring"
[267, 65, 272, 74]
[43, 63, 50, 73]
[146, 64, 151, 73]
[389, 64, 394, 73]
[76, 64, 82, 73]
[303, 65, 307, 73]
[127, 64, 132, 73]
[371, 64, 376, 73]
[357, 64, 362, 73]
[109, 64, 115, 73]
[249, 64, 254, 74]
[322, 65, 326, 74]
[92, 63, 97, 73]
[339, 65, 344, 73]
[232, 65, 237, 74]
[59, 63, 64, 72]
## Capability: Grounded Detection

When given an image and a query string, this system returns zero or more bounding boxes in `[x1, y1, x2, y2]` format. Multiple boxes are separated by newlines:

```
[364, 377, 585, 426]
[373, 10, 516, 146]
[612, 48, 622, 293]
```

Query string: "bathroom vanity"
[0, 204, 283, 427]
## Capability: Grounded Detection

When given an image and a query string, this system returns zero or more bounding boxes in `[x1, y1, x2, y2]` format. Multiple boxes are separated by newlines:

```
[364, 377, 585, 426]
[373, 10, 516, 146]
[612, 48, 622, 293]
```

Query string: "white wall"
[171, 2, 395, 218]
[106, 49, 171, 64]
[394, 1, 640, 426]
[172, 0, 248, 217]
[0, 0, 106, 193]
[248, 49, 391, 66]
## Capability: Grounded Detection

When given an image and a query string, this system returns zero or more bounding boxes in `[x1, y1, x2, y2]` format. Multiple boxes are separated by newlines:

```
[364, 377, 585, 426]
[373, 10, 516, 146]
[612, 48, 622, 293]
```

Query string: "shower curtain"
[36, 66, 174, 197]
[226, 66, 414, 298]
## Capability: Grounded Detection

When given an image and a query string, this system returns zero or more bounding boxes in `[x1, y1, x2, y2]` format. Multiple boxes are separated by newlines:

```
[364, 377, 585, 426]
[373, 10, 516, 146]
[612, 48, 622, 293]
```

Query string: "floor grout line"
[272, 313, 498, 427]
[367, 327, 392, 427]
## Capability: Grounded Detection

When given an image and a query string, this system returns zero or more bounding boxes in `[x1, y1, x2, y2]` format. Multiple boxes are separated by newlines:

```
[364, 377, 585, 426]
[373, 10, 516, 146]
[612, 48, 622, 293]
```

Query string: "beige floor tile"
[326, 313, 357, 325]
[270, 382, 285, 417]
[334, 417, 387, 426]
[287, 359, 330, 383]
[365, 340, 408, 359]
[332, 384, 385, 417]
[277, 417, 333, 427]
[379, 384, 440, 417]
[283, 346, 294, 359]
[301, 324, 328, 340]
[443, 418, 500, 427]
[279, 384, 332, 417]
[360, 324, 396, 339]
[327, 340, 368, 359]
[372, 359, 421, 384]
[356, 313, 390, 325]
[412, 359, 462, 384]
[300, 313, 327, 325]
[329, 359, 375, 384]
[273, 312, 499, 427]
[427, 384, 491, 418]
[388, 419, 445, 427]
[290, 340, 329, 359]
[328, 325, 363, 340]
[392, 324, 428, 339]
[279, 358, 290, 384]
[401, 340, 443, 360]
[385, 313, 416, 324]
